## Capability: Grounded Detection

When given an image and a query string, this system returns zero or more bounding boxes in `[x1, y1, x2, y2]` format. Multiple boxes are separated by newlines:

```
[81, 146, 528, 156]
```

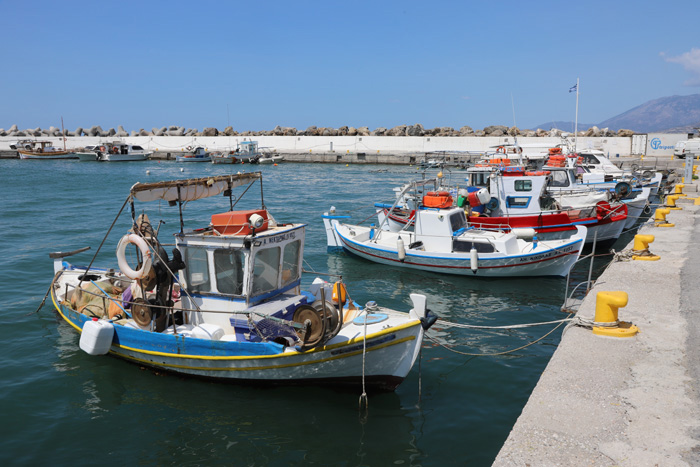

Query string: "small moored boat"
[324, 188, 586, 278]
[176, 146, 212, 162]
[49, 173, 435, 390]
[17, 140, 77, 159]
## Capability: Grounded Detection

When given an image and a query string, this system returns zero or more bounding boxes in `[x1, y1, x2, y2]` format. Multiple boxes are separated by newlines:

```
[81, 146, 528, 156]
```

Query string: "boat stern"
[322, 208, 349, 252]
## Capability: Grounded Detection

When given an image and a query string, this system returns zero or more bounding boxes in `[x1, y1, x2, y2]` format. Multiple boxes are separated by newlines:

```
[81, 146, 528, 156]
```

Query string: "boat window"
[452, 240, 495, 253]
[182, 246, 211, 293]
[506, 196, 531, 208]
[213, 248, 245, 295]
[281, 240, 301, 286]
[514, 180, 532, 192]
[449, 211, 467, 232]
[252, 247, 281, 295]
[548, 171, 570, 187]
[582, 154, 600, 164]
[132, 145, 144, 151]
[468, 173, 490, 187]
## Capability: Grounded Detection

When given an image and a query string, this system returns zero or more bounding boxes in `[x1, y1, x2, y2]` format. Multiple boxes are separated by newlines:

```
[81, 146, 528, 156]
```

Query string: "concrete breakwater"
[494, 190, 700, 466]
[0, 134, 637, 160]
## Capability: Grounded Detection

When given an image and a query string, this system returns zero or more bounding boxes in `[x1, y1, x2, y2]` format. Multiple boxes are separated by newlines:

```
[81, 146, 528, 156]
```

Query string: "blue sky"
[2, 0, 699, 133]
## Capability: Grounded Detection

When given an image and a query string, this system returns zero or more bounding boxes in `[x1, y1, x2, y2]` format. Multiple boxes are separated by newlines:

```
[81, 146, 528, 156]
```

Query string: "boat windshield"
[449, 211, 467, 233]
[468, 172, 490, 188]
[548, 171, 571, 187]
[281, 240, 301, 285]
[581, 154, 601, 165]
[183, 246, 211, 293]
[214, 249, 245, 295]
[252, 247, 281, 295]
[252, 240, 302, 296]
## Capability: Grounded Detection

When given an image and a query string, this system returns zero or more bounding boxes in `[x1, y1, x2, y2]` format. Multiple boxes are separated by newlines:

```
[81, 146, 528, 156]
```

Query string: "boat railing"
[56, 278, 307, 330]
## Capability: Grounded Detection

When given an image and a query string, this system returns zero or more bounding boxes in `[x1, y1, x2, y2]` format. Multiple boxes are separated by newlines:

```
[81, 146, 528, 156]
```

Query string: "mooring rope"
[28, 270, 63, 315]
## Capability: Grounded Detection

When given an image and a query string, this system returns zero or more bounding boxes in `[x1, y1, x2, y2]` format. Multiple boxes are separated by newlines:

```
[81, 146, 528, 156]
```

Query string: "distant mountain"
[532, 94, 700, 134]
[599, 94, 700, 133]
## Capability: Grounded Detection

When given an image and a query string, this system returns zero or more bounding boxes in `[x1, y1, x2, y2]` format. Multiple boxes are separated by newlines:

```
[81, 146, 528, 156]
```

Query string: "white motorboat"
[257, 154, 284, 164]
[48, 173, 435, 390]
[83, 142, 152, 161]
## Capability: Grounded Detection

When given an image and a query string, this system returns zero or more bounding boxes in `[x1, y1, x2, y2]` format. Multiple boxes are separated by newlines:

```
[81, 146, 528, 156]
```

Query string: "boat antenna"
[259, 173, 265, 209]
[573, 77, 579, 153]
[511, 93, 523, 166]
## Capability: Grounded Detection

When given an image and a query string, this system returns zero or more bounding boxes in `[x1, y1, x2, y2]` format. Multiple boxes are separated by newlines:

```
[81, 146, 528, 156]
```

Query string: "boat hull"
[75, 152, 98, 161]
[18, 151, 77, 159]
[176, 155, 212, 162]
[51, 282, 424, 390]
[99, 153, 150, 162]
[331, 222, 584, 277]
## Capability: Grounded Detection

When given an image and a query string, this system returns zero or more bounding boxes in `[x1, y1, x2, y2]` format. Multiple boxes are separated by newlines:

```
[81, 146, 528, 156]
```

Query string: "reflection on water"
[0, 160, 625, 465]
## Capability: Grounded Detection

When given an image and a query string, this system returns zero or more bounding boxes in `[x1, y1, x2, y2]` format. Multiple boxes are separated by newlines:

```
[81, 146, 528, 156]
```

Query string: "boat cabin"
[236, 141, 259, 156]
[175, 209, 306, 330]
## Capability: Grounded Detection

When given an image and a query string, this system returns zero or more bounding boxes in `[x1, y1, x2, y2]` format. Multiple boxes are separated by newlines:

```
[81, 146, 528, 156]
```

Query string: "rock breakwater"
[0, 124, 635, 138]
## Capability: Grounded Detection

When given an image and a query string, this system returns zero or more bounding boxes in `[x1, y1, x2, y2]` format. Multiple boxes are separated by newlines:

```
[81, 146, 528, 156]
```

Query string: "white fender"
[470, 248, 478, 273]
[397, 237, 406, 261]
[116, 234, 153, 280]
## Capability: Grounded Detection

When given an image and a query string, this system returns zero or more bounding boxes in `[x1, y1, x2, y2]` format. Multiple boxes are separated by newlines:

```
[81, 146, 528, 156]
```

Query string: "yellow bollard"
[673, 184, 687, 197]
[592, 291, 639, 337]
[632, 234, 660, 261]
[654, 207, 674, 227]
[666, 194, 682, 210]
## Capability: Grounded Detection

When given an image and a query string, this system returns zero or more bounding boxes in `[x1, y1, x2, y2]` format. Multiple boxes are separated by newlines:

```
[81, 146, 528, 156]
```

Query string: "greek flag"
[569, 84, 577, 93]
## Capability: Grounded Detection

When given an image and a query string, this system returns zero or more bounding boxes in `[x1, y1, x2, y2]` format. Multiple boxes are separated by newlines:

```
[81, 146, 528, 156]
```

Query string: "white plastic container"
[79, 318, 115, 355]
[192, 323, 225, 340]
[162, 324, 195, 337]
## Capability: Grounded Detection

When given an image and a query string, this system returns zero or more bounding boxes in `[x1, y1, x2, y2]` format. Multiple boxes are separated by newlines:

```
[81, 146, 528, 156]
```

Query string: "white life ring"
[116, 234, 153, 280]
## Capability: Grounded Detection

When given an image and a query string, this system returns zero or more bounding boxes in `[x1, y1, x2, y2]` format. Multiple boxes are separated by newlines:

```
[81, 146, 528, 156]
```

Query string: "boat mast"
[61, 116, 66, 151]
[574, 78, 579, 153]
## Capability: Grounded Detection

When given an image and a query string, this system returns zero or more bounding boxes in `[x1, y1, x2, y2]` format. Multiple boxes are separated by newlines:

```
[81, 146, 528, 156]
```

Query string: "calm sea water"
[0, 159, 621, 466]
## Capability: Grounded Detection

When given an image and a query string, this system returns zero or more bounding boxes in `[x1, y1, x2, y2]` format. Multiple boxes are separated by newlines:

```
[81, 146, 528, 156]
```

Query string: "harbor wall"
[0, 135, 634, 157]
[494, 191, 700, 466]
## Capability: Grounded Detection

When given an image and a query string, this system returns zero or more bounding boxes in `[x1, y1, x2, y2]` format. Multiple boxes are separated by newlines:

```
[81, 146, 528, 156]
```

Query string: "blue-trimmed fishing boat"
[323, 187, 586, 277]
[176, 146, 211, 162]
[49, 173, 435, 390]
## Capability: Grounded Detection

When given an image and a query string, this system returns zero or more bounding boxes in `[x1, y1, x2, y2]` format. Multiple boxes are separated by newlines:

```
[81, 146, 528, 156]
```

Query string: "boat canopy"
[130, 173, 261, 203]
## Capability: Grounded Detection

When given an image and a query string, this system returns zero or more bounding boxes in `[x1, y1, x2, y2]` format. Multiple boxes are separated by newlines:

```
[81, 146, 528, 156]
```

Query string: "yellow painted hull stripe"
[112, 335, 416, 372]
[52, 286, 421, 366]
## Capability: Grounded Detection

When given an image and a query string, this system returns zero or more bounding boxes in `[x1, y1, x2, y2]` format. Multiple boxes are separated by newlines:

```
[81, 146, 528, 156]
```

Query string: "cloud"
[661, 48, 700, 86]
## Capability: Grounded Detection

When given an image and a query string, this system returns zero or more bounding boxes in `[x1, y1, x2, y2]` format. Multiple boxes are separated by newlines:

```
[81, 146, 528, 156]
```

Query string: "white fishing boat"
[324, 193, 586, 277]
[463, 165, 629, 246]
[176, 146, 211, 162]
[256, 154, 284, 164]
[48, 173, 435, 390]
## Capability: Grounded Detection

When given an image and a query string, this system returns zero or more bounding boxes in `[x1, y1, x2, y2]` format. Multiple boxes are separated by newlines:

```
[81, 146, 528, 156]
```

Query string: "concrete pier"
[494, 189, 700, 466]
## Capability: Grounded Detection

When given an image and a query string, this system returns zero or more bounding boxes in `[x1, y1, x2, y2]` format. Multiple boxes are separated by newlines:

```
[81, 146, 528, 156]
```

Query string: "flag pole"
[574, 78, 579, 153]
